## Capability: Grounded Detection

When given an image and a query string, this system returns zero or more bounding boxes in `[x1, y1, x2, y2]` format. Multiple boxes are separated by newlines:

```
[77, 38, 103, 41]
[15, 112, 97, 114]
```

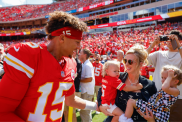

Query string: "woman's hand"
[137, 107, 155, 122]
[99, 105, 114, 116]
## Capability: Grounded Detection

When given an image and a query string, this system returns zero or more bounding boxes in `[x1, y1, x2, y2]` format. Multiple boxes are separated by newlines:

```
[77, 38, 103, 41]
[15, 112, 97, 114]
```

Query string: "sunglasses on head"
[123, 59, 135, 65]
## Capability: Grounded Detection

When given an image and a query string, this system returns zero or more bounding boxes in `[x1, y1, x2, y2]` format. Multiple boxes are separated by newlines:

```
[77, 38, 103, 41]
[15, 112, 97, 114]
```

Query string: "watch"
[178, 46, 182, 50]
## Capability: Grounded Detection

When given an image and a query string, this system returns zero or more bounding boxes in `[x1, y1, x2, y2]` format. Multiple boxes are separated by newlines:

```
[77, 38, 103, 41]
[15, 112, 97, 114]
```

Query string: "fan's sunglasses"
[123, 59, 135, 65]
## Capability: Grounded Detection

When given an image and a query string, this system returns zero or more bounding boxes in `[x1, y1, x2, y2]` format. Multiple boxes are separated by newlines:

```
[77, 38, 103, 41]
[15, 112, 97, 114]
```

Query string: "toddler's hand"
[168, 69, 177, 79]
[136, 83, 143, 89]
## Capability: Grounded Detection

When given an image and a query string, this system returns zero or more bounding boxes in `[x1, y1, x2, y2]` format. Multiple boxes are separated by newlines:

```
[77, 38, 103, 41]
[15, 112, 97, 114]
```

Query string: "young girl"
[123, 65, 182, 122]
[101, 61, 143, 122]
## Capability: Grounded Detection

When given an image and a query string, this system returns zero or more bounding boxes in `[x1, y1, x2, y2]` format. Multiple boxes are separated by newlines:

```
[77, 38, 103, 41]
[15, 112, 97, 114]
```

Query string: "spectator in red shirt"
[101, 44, 108, 55]
[111, 43, 116, 55]
[92, 54, 103, 114]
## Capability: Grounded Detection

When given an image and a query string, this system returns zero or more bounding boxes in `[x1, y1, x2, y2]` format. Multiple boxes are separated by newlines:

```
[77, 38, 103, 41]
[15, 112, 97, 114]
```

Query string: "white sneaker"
[95, 111, 100, 114]
[126, 118, 133, 122]
[77, 109, 81, 112]
[119, 114, 127, 122]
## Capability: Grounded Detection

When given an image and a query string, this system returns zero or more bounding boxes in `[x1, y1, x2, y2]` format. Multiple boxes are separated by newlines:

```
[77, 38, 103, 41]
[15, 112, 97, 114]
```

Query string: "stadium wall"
[117, 0, 181, 15]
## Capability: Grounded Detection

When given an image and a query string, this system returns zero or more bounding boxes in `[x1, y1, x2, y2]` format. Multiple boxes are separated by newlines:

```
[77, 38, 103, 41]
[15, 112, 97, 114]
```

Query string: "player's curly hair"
[45, 11, 88, 40]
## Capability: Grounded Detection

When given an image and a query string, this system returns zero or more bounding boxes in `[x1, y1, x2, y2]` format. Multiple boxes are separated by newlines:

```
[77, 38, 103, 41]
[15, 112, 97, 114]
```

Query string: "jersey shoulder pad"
[4, 42, 41, 79]
[7, 42, 42, 56]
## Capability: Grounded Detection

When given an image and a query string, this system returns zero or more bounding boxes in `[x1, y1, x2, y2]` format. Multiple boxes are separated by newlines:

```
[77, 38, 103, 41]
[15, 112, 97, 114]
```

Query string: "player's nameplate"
[61, 71, 65, 77]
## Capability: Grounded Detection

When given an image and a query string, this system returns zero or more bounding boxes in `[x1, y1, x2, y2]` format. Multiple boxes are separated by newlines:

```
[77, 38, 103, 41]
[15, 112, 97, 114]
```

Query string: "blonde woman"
[98, 44, 157, 122]
[101, 61, 142, 122]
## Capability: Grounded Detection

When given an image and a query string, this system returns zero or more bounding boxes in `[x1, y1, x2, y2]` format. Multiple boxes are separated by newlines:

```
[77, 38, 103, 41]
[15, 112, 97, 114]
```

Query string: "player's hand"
[167, 69, 177, 79]
[137, 107, 155, 122]
[136, 83, 143, 90]
[99, 105, 114, 116]
[95, 100, 100, 112]
[151, 36, 160, 47]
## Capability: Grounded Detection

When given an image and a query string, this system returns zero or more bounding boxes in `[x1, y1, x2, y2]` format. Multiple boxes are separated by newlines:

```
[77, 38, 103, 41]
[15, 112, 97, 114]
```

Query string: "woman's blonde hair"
[102, 61, 120, 77]
[161, 65, 182, 85]
[126, 43, 148, 67]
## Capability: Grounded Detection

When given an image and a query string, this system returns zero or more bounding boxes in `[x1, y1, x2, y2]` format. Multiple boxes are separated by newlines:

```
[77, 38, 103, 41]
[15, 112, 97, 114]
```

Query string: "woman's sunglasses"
[123, 59, 135, 65]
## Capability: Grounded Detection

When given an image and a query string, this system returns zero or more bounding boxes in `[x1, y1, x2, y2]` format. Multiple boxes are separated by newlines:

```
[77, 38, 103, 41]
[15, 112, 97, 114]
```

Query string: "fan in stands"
[0, 22, 181, 80]
[0, 0, 108, 22]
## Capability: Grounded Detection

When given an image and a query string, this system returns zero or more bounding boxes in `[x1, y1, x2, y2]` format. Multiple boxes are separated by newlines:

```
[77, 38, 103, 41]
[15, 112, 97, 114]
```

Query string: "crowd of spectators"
[0, 21, 181, 79]
[1, 22, 182, 54]
[0, 0, 108, 22]
[0, 5, 45, 21]
[0, 26, 44, 34]
[1, 37, 47, 51]
[82, 22, 182, 56]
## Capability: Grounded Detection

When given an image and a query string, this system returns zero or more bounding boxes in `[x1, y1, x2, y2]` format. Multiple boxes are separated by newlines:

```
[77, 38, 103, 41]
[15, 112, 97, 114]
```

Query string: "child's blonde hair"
[102, 61, 120, 77]
[161, 65, 182, 85]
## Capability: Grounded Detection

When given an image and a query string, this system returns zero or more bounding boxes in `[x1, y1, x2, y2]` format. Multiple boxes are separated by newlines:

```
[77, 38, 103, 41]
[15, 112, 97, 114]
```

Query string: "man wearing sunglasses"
[146, 30, 182, 121]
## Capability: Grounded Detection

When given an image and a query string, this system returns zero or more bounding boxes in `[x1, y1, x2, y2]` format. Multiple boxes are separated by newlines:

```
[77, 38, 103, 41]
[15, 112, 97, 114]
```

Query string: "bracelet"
[83, 100, 97, 110]
[178, 46, 182, 50]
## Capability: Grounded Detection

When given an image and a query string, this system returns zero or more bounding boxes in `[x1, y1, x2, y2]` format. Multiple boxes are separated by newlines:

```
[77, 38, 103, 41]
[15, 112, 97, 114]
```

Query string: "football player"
[0, 11, 97, 122]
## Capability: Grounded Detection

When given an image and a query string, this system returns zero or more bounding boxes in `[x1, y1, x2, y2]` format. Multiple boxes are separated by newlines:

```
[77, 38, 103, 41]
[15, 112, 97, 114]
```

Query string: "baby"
[101, 61, 143, 122]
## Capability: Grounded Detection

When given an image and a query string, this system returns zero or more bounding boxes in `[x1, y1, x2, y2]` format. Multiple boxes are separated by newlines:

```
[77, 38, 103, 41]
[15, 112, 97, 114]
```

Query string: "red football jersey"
[92, 62, 103, 86]
[0, 42, 76, 121]
[101, 76, 126, 105]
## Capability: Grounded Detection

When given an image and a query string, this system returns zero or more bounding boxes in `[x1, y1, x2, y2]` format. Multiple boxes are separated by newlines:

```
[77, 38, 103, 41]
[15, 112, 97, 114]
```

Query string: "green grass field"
[76, 95, 107, 122]
[76, 110, 107, 122]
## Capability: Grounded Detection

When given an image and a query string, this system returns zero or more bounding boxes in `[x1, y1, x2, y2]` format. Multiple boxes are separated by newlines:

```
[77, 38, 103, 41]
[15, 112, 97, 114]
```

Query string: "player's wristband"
[83, 100, 97, 110]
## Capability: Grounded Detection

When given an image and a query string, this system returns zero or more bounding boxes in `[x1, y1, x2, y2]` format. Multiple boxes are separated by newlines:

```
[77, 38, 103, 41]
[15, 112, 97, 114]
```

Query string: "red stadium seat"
[0, 0, 108, 21]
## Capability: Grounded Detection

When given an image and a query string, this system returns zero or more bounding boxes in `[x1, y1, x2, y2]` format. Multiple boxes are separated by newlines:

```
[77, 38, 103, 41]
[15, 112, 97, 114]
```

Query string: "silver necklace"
[128, 77, 138, 86]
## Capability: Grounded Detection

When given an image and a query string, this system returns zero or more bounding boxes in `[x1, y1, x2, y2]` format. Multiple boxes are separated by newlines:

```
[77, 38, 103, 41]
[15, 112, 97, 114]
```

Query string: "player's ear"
[59, 34, 65, 43]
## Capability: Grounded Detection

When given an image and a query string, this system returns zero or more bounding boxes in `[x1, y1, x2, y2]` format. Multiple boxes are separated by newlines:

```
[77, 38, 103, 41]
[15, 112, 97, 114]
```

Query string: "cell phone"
[171, 39, 178, 50]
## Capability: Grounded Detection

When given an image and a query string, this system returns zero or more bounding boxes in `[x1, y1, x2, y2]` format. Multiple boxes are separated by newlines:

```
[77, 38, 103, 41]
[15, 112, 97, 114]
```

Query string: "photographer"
[146, 30, 182, 121]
